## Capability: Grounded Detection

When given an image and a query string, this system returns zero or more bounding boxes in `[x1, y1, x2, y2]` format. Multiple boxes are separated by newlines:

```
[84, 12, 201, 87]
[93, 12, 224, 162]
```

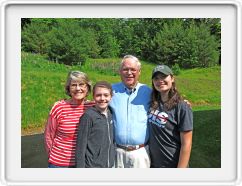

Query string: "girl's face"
[93, 87, 112, 112]
[152, 73, 174, 93]
[69, 80, 88, 103]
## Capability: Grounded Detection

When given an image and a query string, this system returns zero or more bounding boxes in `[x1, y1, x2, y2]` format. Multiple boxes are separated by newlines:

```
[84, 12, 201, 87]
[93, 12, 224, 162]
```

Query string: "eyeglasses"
[122, 68, 138, 73]
[70, 83, 87, 89]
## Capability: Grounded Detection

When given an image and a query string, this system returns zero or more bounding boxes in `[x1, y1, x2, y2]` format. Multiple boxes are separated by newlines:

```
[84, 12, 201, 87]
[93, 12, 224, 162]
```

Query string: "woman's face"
[69, 80, 89, 103]
[152, 73, 174, 93]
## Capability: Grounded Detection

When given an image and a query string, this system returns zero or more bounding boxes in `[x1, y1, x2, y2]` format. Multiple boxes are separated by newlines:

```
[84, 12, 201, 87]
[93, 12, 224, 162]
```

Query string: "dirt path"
[21, 126, 45, 136]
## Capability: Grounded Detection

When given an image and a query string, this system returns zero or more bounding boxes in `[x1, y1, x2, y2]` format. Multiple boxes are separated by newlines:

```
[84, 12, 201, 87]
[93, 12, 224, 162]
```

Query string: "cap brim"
[152, 71, 170, 78]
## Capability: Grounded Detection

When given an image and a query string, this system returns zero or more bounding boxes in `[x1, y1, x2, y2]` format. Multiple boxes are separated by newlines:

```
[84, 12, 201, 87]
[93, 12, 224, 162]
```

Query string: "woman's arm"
[177, 130, 193, 168]
[44, 115, 58, 157]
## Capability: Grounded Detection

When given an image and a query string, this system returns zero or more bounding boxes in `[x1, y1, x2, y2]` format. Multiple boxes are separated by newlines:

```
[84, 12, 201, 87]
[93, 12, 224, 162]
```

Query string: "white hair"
[120, 55, 141, 70]
[65, 71, 92, 97]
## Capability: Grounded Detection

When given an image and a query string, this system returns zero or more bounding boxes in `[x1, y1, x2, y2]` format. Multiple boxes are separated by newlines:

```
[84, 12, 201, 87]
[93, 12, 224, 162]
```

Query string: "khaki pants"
[115, 145, 150, 168]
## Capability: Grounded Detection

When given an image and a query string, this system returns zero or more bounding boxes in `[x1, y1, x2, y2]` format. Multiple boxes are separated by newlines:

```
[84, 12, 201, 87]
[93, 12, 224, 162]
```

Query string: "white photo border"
[1, 0, 242, 186]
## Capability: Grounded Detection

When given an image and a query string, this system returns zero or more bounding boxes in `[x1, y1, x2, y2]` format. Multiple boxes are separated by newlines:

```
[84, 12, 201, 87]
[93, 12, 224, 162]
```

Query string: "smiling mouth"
[75, 92, 84, 95]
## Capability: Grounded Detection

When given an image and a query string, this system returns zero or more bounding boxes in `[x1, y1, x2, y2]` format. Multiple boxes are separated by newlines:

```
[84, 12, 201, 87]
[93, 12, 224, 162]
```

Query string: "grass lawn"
[190, 109, 221, 168]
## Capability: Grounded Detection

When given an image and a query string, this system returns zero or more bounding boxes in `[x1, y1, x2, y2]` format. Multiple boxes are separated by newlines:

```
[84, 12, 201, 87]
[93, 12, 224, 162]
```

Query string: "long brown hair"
[150, 75, 183, 111]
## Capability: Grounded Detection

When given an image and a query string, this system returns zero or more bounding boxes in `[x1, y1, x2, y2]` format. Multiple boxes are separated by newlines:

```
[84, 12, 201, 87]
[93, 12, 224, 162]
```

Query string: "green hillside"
[22, 52, 221, 130]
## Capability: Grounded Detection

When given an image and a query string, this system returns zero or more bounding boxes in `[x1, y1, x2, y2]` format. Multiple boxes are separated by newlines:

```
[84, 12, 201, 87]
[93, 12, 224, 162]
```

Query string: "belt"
[116, 144, 146, 151]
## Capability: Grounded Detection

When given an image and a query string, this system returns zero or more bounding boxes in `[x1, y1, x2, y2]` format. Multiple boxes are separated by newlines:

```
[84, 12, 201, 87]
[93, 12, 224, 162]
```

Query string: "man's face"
[119, 58, 141, 89]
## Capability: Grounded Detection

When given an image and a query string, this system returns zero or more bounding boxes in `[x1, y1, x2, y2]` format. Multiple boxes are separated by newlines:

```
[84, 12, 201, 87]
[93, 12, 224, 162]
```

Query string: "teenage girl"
[148, 65, 193, 168]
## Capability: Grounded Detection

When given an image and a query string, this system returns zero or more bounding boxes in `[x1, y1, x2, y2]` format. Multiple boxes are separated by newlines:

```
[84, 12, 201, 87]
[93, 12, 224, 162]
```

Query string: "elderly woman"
[44, 71, 95, 168]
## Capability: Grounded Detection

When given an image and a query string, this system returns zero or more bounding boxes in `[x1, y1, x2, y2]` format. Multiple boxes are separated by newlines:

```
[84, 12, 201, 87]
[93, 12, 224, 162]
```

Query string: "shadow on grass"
[21, 109, 221, 168]
[190, 109, 221, 168]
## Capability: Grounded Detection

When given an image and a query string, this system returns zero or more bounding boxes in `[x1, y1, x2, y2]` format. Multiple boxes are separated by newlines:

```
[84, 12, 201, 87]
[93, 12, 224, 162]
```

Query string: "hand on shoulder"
[183, 99, 192, 108]
[84, 100, 95, 104]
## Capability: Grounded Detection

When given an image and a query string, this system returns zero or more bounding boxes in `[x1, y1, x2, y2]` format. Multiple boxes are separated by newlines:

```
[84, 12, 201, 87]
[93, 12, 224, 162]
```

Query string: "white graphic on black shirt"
[148, 109, 168, 128]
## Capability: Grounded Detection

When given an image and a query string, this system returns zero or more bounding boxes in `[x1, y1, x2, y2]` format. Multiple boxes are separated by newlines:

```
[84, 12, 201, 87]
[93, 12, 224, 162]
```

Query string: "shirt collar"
[122, 82, 140, 94]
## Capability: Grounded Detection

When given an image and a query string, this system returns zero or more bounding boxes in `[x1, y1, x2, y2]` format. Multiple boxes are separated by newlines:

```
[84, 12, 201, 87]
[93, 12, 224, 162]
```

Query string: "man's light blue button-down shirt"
[110, 82, 152, 145]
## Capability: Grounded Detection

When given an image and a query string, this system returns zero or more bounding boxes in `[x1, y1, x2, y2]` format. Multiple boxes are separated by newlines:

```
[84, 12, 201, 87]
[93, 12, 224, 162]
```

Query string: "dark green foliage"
[195, 23, 220, 67]
[21, 21, 51, 55]
[47, 19, 100, 65]
[149, 19, 220, 68]
[77, 19, 120, 58]
[21, 18, 31, 29]
[149, 19, 184, 65]
[22, 18, 221, 68]
[94, 19, 120, 58]
[115, 19, 144, 57]
[172, 63, 181, 75]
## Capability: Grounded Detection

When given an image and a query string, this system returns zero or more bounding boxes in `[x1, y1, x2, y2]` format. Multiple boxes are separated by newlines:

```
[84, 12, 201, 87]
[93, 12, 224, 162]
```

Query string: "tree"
[21, 18, 220, 67]
[21, 21, 51, 55]
[21, 18, 31, 29]
[149, 19, 220, 68]
[195, 23, 220, 67]
[47, 19, 100, 65]
[149, 19, 185, 66]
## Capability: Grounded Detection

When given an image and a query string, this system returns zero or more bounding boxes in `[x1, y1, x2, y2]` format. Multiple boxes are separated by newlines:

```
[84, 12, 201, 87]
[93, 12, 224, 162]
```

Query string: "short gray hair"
[65, 71, 92, 97]
[120, 55, 141, 70]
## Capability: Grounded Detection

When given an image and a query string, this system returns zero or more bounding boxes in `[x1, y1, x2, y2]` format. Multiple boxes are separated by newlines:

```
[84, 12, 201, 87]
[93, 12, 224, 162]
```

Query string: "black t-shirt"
[148, 101, 193, 168]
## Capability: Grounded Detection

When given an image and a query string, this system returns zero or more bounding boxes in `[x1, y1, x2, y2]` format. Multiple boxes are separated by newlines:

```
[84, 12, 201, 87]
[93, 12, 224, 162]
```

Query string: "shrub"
[172, 63, 181, 75]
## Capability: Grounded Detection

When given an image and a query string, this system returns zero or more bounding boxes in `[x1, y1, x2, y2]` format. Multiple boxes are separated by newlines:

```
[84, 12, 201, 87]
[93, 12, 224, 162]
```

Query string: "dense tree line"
[21, 18, 220, 68]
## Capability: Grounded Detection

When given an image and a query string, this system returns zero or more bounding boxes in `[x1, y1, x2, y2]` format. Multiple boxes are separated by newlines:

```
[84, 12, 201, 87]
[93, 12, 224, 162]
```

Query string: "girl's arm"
[177, 130, 193, 168]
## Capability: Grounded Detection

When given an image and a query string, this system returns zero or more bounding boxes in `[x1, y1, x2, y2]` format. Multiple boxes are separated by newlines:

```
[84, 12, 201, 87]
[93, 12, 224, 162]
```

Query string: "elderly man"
[109, 55, 151, 168]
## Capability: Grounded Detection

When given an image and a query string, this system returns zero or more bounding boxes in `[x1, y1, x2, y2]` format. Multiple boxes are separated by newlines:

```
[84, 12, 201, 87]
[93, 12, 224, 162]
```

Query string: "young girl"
[148, 65, 193, 168]
[75, 81, 115, 168]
